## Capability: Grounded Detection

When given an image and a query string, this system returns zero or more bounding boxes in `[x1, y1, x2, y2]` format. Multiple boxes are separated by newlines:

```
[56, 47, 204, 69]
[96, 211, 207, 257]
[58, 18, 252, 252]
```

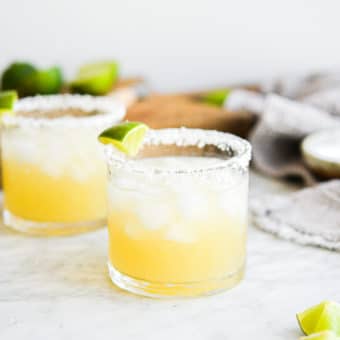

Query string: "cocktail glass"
[2, 94, 125, 235]
[103, 128, 251, 297]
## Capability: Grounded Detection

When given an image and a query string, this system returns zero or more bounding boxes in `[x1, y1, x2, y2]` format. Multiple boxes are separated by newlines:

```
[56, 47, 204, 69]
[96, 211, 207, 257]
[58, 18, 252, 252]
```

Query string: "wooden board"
[126, 94, 256, 137]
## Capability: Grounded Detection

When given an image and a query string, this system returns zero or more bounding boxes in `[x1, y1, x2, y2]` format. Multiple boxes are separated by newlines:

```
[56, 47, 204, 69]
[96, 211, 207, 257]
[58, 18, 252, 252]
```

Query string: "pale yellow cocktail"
[104, 128, 251, 297]
[2, 95, 125, 235]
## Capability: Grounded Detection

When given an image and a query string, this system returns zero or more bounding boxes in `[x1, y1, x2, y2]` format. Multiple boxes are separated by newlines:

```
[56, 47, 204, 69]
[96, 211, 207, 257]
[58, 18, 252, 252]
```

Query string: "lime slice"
[32, 67, 63, 95]
[202, 88, 231, 106]
[297, 301, 340, 335]
[1, 62, 37, 97]
[0, 91, 18, 109]
[300, 331, 339, 340]
[98, 122, 148, 156]
[71, 61, 119, 95]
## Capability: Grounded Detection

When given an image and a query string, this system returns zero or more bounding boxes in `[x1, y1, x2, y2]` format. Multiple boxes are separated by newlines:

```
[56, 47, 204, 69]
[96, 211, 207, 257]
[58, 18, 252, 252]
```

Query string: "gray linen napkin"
[225, 84, 340, 251]
[250, 94, 339, 185]
[227, 91, 340, 185]
[251, 180, 340, 250]
[261, 72, 340, 100]
[263, 72, 340, 116]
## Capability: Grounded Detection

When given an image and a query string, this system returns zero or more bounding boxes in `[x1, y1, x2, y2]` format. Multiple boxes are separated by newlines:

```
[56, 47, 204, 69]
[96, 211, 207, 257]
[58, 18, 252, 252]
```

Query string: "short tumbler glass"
[2, 95, 125, 236]
[104, 128, 251, 297]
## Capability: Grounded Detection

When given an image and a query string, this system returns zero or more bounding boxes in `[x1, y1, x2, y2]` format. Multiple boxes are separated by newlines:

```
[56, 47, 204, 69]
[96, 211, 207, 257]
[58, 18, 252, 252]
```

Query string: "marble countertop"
[0, 172, 339, 340]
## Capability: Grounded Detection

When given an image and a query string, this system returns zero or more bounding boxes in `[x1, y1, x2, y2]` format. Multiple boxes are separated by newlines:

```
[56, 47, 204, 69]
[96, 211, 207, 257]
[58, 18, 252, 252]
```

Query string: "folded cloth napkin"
[250, 94, 340, 185]
[251, 180, 340, 250]
[261, 72, 340, 100]
[227, 91, 340, 185]
[262, 72, 340, 116]
[225, 78, 340, 251]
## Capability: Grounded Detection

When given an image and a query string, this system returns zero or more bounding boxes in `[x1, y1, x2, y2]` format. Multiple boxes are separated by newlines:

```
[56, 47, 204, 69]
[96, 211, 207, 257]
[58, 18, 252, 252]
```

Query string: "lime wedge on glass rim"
[98, 122, 148, 156]
[0, 90, 18, 117]
[0, 90, 18, 109]
[71, 61, 119, 95]
[297, 301, 340, 336]
[300, 331, 339, 340]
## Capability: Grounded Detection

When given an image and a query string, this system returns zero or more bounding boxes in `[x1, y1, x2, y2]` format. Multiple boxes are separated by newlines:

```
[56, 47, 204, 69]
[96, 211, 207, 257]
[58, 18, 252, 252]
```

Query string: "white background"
[1, 0, 340, 92]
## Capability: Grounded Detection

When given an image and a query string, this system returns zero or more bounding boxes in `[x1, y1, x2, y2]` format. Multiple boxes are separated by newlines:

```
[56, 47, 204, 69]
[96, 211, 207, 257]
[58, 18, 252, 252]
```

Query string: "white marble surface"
[0, 172, 339, 340]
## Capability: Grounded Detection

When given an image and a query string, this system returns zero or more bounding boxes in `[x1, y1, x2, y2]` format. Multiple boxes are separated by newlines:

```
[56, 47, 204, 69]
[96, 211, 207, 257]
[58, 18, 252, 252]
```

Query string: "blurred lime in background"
[70, 61, 119, 95]
[1, 63, 36, 97]
[201, 88, 231, 106]
[1, 62, 63, 97]
[31, 67, 63, 95]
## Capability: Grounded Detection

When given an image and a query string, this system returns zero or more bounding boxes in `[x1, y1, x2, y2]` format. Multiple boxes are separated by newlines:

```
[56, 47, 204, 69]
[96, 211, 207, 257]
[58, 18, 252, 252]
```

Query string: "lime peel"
[300, 330, 339, 340]
[98, 121, 148, 156]
[297, 301, 340, 336]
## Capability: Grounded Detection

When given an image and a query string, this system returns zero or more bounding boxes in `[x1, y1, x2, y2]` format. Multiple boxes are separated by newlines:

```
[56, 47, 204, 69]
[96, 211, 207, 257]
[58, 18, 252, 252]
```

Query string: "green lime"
[300, 331, 339, 340]
[32, 67, 63, 95]
[297, 301, 340, 336]
[1, 62, 37, 97]
[202, 88, 231, 106]
[1, 62, 63, 96]
[0, 90, 18, 109]
[98, 121, 148, 156]
[70, 61, 119, 95]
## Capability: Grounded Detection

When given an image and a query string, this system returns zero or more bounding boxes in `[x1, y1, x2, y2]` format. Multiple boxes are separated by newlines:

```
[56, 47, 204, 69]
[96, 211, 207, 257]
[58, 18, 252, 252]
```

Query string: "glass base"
[3, 209, 106, 236]
[108, 261, 244, 298]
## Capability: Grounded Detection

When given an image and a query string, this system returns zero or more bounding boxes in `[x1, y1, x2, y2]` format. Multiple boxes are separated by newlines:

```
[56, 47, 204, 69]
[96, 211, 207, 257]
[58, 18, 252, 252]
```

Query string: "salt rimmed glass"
[1, 94, 125, 235]
[104, 128, 251, 297]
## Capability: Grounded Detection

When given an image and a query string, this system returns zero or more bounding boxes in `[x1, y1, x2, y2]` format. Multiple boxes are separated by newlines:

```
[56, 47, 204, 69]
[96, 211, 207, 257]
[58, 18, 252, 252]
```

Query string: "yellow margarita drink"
[104, 128, 251, 297]
[2, 95, 125, 235]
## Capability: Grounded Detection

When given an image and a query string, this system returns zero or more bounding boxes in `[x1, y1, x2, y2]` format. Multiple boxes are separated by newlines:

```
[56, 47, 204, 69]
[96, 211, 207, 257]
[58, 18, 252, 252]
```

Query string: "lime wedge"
[0, 108, 14, 117]
[0, 91, 18, 109]
[202, 88, 231, 106]
[300, 331, 339, 340]
[1, 62, 37, 97]
[297, 301, 340, 335]
[71, 61, 119, 95]
[0, 90, 18, 118]
[98, 122, 148, 156]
